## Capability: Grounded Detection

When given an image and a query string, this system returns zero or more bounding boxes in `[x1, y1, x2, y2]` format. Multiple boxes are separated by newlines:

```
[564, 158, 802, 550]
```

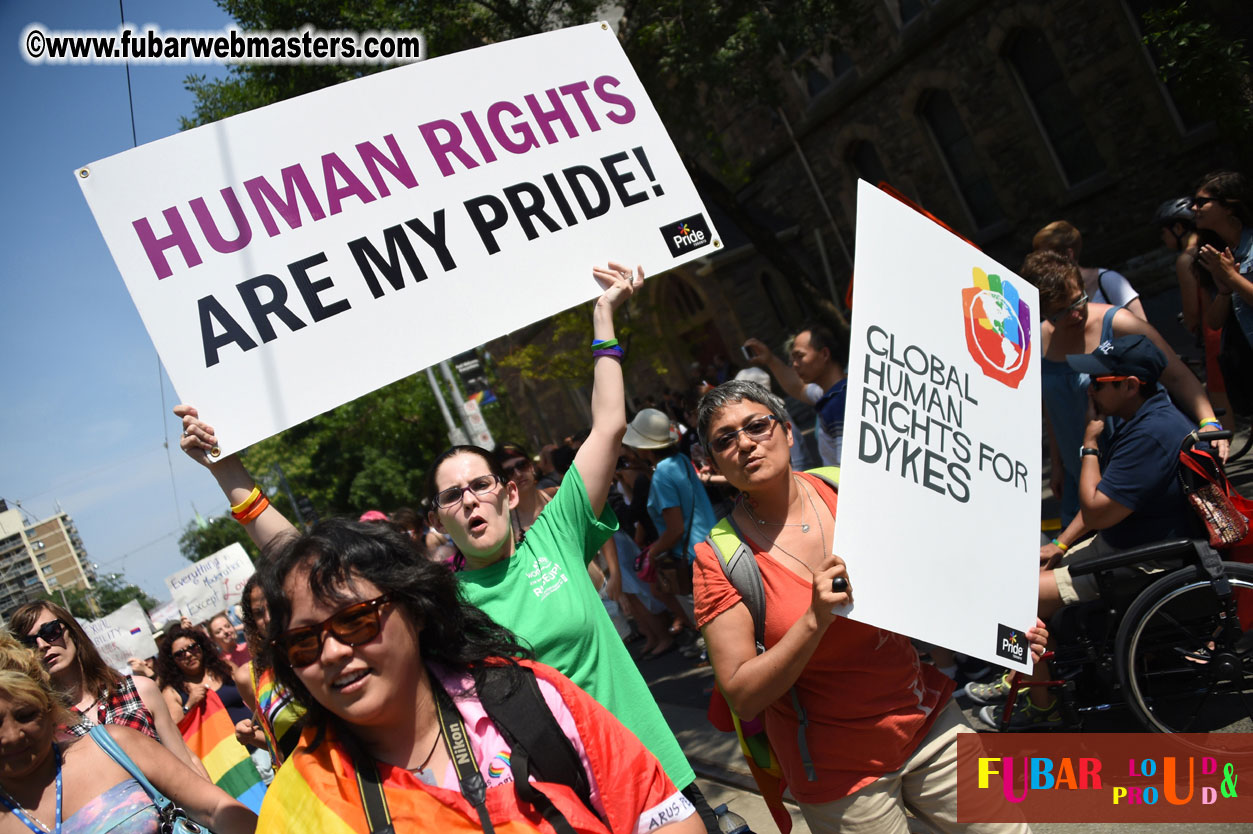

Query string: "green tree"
[1141, 1, 1253, 166]
[183, 0, 856, 328]
[178, 513, 260, 563]
[41, 573, 158, 620]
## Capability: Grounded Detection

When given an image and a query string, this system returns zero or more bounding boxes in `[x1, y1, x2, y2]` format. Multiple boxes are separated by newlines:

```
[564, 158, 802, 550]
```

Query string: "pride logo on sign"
[488, 753, 511, 780]
[961, 268, 1032, 389]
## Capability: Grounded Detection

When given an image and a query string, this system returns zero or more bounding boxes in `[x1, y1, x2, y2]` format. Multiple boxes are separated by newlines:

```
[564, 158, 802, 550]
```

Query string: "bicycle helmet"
[1153, 197, 1194, 227]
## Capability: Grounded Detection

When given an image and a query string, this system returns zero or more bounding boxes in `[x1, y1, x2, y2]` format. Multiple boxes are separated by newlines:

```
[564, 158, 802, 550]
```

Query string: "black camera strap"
[433, 676, 496, 834]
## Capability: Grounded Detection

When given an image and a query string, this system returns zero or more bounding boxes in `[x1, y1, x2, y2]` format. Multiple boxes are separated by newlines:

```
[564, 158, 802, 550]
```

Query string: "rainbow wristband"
[1199, 418, 1222, 430]
[1051, 538, 1069, 553]
[230, 486, 261, 515]
[591, 338, 619, 350]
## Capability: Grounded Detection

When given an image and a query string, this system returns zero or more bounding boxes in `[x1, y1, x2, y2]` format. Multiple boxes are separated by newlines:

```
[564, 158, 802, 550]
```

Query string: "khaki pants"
[798, 701, 1030, 834]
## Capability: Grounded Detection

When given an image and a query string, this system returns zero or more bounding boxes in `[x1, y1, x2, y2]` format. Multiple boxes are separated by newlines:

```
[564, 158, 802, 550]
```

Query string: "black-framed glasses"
[709, 414, 782, 454]
[1045, 292, 1089, 324]
[172, 644, 202, 660]
[434, 474, 503, 509]
[20, 620, 67, 648]
[1190, 195, 1215, 209]
[273, 594, 392, 667]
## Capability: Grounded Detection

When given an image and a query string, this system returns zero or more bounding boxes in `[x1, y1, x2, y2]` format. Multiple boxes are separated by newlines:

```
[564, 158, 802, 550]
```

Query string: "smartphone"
[740, 344, 754, 361]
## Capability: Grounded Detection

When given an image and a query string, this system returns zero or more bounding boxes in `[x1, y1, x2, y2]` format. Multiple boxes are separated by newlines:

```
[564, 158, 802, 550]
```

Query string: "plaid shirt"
[66, 674, 159, 740]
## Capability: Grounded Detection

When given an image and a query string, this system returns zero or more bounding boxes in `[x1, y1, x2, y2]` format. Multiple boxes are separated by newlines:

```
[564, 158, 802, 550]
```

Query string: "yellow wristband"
[230, 486, 261, 515]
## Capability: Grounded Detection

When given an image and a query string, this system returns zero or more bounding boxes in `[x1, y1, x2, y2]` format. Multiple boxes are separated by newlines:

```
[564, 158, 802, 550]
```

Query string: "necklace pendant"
[801, 523, 810, 533]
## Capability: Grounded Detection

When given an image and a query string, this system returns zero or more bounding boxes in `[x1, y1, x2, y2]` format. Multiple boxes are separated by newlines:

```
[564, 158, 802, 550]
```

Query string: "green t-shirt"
[457, 464, 695, 789]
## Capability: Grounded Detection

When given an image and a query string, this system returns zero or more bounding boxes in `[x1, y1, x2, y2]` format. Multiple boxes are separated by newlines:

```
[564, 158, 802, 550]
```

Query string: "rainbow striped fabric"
[252, 664, 304, 767]
[178, 687, 266, 812]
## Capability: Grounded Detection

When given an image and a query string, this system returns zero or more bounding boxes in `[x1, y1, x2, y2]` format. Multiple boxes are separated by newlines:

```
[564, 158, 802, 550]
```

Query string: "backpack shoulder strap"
[706, 514, 767, 652]
[477, 665, 600, 833]
[804, 466, 841, 491]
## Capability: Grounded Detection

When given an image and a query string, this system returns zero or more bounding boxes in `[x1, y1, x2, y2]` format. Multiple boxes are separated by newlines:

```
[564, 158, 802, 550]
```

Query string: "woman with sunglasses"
[254, 517, 701, 834]
[1020, 250, 1225, 561]
[155, 626, 267, 810]
[693, 380, 1043, 834]
[8, 601, 209, 780]
[0, 631, 257, 834]
[1192, 171, 1253, 358]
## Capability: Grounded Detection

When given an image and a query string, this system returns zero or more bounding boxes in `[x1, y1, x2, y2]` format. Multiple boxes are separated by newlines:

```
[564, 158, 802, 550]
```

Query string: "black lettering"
[542, 172, 579, 227]
[348, 224, 427, 298]
[288, 253, 351, 322]
[947, 462, 971, 502]
[563, 165, 610, 218]
[503, 181, 563, 240]
[237, 274, 306, 343]
[922, 449, 947, 496]
[899, 440, 922, 482]
[404, 210, 456, 271]
[600, 151, 649, 207]
[463, 194, 509, 255]
[858, 422, 882, 464]
[866, 324, 888, 356]
[198, 295, 257, 368]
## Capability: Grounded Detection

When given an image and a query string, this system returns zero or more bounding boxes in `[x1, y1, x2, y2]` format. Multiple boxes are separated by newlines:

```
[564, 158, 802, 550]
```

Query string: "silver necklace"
[742, 480, 826, 573]
[743, 480, 810, 533]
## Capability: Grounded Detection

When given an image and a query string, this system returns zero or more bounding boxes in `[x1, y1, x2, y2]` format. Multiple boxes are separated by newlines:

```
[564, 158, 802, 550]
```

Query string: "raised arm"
[743, 337, 811, 403]
[110, 725, 257, 834]
[572, 262, 643, 515]
[174, 404, 299, 552]
[1110, 309, 1229, 460]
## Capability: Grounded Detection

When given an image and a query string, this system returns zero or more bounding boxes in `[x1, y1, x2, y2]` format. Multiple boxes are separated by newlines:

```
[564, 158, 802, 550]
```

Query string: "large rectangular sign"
[832, 181, 1041, 673]
[77, 23, 719, 457]
[83, 600, 159, 673]
[165, 542, 255, 622]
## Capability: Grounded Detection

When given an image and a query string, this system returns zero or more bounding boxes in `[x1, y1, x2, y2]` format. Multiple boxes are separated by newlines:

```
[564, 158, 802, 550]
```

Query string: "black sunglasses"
[172, 644, 203, 660]
[273, 594, 393, 667]
[1190, 195, 1216, 209]
[20, 620, 68, 648]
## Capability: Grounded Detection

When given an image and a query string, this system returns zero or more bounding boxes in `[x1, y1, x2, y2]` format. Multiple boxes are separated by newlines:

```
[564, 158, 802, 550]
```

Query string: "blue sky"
[1, 1, 239, 599]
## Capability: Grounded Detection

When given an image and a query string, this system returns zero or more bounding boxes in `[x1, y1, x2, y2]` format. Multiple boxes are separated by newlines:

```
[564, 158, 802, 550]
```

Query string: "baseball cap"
[1066, 335, 1167, 388]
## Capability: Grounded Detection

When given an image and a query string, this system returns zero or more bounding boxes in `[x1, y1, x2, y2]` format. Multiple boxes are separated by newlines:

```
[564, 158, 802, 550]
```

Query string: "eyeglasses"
[1190, 195, 1215, 209]
[20, 620, 67, 648]
[172, 644, 202, 660]
[709, 414, 782, 454]
[1045, 292, 1089, 324]
[434, 474, 503, 509]
[273, 594, 392, 667]
[1091, 375, 1138, 391]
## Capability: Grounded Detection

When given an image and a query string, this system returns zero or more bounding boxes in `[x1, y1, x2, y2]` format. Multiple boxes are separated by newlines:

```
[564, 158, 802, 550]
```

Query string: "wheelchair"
[996, 431, 1253, 747]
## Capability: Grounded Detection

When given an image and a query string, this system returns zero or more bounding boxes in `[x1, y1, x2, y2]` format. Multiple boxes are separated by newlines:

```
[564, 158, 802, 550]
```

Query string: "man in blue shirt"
[742, 322, 849, 466]
[976, 335, 1198, 728]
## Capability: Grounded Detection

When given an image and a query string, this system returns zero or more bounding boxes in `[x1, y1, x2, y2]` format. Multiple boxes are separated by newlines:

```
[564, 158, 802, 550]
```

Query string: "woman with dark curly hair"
[254, 517, 701, 834]
[9, 600, 209, 779]
[157, 625, 267, 810]
[232, 574, 305, 769]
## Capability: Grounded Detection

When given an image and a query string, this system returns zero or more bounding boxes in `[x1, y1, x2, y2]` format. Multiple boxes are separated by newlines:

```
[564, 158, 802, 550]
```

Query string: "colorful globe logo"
[961, 268, 1032, 389]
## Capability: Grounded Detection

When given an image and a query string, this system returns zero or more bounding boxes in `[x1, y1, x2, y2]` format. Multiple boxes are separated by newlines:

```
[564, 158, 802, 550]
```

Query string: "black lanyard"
[432, 677, 496, 834]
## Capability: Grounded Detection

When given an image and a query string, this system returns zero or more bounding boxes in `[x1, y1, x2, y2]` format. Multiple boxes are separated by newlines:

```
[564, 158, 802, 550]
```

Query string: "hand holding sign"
[811, 553, 852, 628]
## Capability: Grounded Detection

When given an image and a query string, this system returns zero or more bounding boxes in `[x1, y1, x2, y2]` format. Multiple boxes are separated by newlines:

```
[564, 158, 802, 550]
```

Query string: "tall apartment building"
[0, 499, 95, 617]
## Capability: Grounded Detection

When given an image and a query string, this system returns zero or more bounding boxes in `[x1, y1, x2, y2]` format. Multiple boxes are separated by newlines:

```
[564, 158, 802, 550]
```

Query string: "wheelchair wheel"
[1115, 562, 1253, 742]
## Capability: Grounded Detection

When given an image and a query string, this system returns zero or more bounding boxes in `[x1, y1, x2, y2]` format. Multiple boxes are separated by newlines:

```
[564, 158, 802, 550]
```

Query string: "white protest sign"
[832, 181, 1041, 673]
[462, 397, 494, 448]
[165, 543, 255, 622]
[147, 598, 181, 631]
[77, 22, 720, 457]
[83, 600, 159, 673]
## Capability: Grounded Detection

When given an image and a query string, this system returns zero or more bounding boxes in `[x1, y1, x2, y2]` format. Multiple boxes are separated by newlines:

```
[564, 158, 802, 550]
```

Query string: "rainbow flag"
[252, 665, 304, 767]
[179, 688, 266, 812]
